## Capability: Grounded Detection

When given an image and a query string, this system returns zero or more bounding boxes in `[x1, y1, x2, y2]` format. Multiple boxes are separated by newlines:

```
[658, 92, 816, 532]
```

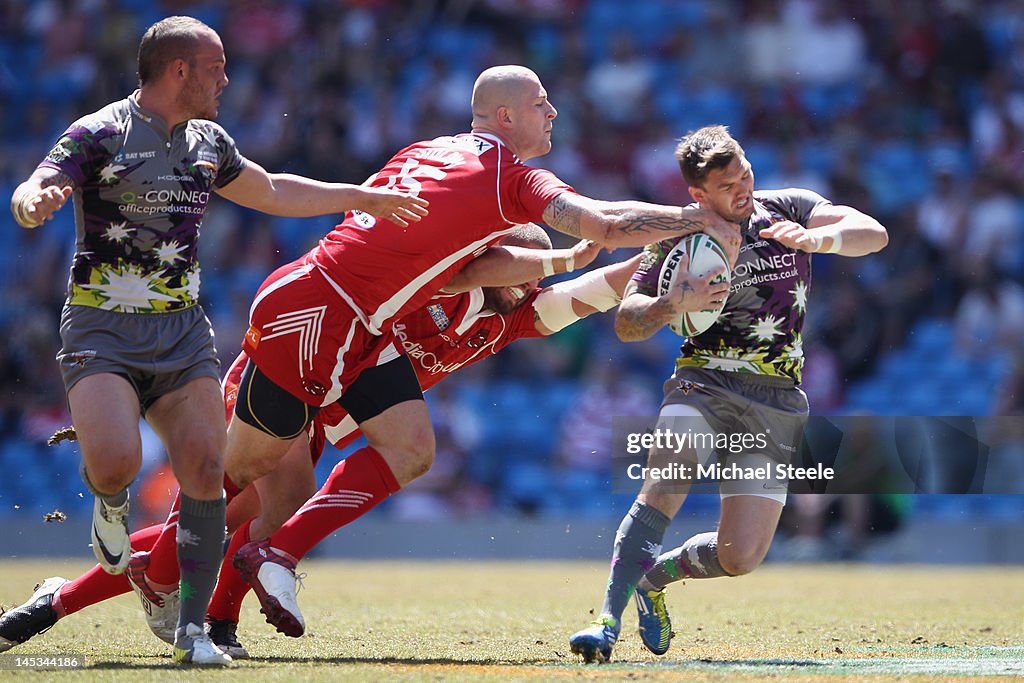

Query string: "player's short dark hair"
[675, 125, 746, 189]
[502, 223, 552, 249]
[137, 16, 214, 86]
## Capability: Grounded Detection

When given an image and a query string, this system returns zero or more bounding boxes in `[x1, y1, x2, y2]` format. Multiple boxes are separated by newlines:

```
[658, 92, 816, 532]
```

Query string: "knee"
[170, 443, 225, 497]
[398, 429, 435, 480]
[406, 446, 435, 481]
[82, 449, 139, 494]
[224, 447, 264, 489]
[86, 464, 137, 495]
[370, 425, 435, 485]
[718, 544, 768, 576]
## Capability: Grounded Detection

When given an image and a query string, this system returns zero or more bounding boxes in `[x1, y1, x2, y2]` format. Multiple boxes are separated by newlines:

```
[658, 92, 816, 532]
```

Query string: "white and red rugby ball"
[657, 232, 731, 337]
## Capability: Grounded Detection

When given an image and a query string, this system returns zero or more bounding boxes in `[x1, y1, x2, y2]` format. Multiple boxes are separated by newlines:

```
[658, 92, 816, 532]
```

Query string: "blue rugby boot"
[568, 615, 619, 663]
[635, 587, 673, 655]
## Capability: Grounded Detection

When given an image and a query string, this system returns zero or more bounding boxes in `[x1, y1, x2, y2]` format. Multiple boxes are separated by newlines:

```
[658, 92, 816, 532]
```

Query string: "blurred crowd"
[1, 0, 1022, 529]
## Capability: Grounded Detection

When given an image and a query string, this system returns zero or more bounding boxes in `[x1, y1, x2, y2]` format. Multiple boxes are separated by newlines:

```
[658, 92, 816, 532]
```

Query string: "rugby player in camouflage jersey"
[569, 125, 888, 663]
[8, 15, 426, 665]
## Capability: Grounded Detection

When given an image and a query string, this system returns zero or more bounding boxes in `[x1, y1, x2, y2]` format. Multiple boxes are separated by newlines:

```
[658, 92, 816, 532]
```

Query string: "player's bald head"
[471, 65, 556, 161]
[501, 223, 552, 250]
[471, 66, 542, 120]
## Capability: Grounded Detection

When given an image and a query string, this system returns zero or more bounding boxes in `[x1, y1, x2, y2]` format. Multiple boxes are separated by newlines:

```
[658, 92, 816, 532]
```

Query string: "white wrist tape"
[564, 252, 576, 273]
[533, 269, 622, 332]
[541, 255, 555, 277]
[825, 230, 843, 254]
[813, 229, 843, 254]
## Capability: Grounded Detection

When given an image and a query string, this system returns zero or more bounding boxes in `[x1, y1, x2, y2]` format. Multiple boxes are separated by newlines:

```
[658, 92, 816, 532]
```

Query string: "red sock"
[206, 520, 252, 623]
[223, 472, 242, 503]
[271, 447, 399, 561]
[143, 490, 181, 587]
[54, 524, 161, 617]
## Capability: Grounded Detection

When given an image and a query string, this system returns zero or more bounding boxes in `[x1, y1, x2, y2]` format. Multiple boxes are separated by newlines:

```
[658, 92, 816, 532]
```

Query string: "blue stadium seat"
[743, 141, 781, 182]
[909, 318, 953, 354]
[498, 461, 552, 512]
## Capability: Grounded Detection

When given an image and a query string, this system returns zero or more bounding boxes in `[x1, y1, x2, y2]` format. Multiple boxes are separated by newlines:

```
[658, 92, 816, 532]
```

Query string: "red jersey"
[308, 133, 572, 334]
[320, 287, 544, 448]
[227, 287, 545, 455]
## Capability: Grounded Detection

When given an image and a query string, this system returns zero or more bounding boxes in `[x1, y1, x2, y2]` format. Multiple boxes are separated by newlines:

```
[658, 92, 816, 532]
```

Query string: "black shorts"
[234, 353, 423, 438]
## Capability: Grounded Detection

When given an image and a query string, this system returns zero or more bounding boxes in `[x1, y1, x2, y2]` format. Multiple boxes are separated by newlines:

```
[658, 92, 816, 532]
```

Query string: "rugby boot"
[569, 614, 619, 663]
[233, 539, 305, 637]
[206, 618, 249, 659]
[635, 587, 673, 655]
[172, 622, 232, 665]
[126, 552, 178, 644]
[0, 577, 68, 651]
[91, 495, 131, 574]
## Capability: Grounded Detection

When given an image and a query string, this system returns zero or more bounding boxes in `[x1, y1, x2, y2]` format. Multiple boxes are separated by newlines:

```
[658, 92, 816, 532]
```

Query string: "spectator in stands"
[555, 353, 658, 478]
[954, 274, 1024, 358]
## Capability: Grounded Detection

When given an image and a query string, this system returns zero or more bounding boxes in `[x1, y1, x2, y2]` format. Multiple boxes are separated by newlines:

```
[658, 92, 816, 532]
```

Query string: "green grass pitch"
[1, 559, 1021, 681]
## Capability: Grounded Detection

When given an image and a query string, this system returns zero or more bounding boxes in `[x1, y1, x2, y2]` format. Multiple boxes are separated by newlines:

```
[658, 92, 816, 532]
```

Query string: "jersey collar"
[128, 91, 173, 139]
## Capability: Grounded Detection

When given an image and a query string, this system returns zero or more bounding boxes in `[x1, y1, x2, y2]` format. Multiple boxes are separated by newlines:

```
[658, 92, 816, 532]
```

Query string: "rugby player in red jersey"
[0, 226, 640, 658]
[214, 65, 735, 637]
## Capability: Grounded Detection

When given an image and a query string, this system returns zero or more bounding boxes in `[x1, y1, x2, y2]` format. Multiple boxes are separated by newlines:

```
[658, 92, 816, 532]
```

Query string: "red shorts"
[223, 350, 246, 423]
[241, 260, 402, 409]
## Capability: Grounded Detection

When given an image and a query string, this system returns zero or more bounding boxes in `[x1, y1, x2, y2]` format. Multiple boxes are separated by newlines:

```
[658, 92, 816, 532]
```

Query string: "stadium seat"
[909, 318, 953, 354]
[743, 140, 781, 181]
[498, 461, 552, 513]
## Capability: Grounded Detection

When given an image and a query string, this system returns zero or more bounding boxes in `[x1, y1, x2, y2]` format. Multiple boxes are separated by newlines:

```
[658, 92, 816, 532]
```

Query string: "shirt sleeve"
[206, 122, 246, 188]
[499, 165, 575, 224]
[630, 240, 678, 297]
[37, 120, 116, 187]
[757, 188, 832, 226]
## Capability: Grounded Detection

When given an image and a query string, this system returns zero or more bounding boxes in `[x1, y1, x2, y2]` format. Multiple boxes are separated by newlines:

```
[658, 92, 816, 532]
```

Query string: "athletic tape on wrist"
[565, 253, 576, 273]
[825, 231, 843, 254]
[541, 255, 555, 277]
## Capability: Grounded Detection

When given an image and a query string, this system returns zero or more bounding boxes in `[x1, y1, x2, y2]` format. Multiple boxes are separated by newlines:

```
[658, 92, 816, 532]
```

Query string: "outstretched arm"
[10, 167, 75, 228]
[442, 238, 603, 293]
[215, 160, 430, 226]
[759, 204, 888, 257]
[541, 193, 740, 252]
[531, 254, 644, 335]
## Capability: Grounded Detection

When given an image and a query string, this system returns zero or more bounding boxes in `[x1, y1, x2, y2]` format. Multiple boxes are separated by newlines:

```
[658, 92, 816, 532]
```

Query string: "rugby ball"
[657, 233, 731, 337]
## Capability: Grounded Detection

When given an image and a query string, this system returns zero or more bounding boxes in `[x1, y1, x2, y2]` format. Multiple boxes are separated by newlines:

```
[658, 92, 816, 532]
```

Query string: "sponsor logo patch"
[427, 304, 450, 331]
[302, 378, 327, 397]
[245, 325, 261, 349]
[466, 331, 488, 348]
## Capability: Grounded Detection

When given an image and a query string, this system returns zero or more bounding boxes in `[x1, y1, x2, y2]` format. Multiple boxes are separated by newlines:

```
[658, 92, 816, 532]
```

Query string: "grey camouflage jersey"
[39, 92, 245, 313]
[633, 189, 831, 384]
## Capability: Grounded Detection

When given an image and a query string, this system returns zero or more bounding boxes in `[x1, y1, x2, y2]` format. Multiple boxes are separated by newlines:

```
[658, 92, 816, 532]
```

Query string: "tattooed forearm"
[543, 195, 738, 249]
[542, 194, 583, 238]
[615, 299, 674, 341]
[614, 212, 707, 237]
[614, 283, 677, 341]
